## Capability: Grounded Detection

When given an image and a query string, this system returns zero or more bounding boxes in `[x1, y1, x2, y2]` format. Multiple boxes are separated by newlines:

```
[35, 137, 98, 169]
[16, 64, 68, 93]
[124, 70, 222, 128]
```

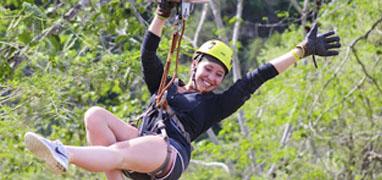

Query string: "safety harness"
[126, 1, 192, 179]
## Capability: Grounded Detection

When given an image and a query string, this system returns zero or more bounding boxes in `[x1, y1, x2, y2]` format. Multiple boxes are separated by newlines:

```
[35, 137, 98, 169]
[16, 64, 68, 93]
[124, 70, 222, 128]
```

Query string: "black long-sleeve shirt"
[141, 31, 279, 143]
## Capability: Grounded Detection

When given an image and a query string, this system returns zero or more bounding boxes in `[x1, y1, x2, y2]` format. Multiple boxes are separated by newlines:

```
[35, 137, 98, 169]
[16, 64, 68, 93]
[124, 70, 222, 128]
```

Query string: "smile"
[202, 80, 211, 87]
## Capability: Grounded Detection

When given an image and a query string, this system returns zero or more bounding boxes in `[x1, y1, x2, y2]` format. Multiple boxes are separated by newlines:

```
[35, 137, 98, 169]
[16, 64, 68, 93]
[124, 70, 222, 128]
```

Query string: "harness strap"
[164, 99, 191, 144]
[156, 19, 186, 109]
[161, 79, 191, 144]
[136, 108, 172, 179]
[128, 3, 190, 179]
[147, 140, 172, 177]
[171, 115, 191, 143]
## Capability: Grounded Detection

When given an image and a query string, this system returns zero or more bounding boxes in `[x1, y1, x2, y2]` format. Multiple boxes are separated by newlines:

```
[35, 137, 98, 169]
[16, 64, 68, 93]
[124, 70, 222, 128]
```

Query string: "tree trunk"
[208, 0, 229, 42]
[209, 0, 258, 175]
[192, 3, 209, 47]
[231, 0, 243, 81]
[301, 0, 309, 27]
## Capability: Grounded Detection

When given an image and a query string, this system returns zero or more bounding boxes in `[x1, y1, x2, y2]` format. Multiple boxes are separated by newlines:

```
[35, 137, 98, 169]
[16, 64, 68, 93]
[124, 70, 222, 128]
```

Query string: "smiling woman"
[24, 0, 341, 180]
[190, 57, 226, 93]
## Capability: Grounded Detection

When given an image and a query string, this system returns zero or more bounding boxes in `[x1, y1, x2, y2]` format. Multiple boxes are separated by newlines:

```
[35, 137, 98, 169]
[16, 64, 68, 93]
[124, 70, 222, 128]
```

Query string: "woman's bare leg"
[84, 106, 138, 179]
[66, 135, 169, 173]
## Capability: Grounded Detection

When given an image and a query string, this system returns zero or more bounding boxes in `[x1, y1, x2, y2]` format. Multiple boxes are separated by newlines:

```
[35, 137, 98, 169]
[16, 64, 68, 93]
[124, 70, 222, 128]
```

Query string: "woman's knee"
[84, 106, 108, 130]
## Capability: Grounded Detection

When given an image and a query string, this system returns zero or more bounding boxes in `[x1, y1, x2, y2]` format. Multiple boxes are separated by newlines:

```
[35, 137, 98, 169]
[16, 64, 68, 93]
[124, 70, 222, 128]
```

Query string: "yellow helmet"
[195, 40, 233, 72]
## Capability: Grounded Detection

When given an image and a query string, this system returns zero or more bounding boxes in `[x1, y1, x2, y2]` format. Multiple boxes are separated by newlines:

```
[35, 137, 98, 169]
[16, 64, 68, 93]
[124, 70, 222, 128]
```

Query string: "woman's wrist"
[291, 48, 304, 61]
[148, 15, 166, 37]
[156, 14, 169, 21]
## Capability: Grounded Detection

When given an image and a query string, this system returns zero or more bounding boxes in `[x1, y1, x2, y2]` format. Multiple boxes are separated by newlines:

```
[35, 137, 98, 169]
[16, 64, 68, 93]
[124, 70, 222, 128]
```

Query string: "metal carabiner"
[181, 2, 192, 20]
[174, 0, 192, 21]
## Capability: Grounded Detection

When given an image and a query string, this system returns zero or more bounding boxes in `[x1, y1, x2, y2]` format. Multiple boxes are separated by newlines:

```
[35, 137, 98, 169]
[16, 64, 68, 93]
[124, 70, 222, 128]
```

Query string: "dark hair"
[198, 54, 229, 75]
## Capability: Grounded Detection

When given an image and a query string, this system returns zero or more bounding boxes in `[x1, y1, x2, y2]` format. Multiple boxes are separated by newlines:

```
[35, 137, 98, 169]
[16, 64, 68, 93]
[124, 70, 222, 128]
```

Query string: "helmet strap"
[190, 54, 203, 91]
[191, 67, 198, 91]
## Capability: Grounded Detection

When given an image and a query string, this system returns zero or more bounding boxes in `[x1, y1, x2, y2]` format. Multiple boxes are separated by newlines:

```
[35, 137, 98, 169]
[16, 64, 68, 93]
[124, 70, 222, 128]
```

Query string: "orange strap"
[156, 19, 186, 108]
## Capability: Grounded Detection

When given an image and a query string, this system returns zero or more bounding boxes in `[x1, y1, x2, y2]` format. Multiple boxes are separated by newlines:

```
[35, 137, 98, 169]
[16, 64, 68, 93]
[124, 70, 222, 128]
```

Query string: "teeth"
[202, 80, 211, 87]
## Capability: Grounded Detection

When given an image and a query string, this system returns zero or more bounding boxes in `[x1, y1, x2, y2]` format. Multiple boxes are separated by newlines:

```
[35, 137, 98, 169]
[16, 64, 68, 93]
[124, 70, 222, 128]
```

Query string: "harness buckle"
[156, 90, 168, 109]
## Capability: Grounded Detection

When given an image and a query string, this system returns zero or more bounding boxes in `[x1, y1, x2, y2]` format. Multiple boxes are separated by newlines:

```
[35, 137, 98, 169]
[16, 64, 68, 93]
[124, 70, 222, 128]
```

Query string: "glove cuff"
[296, 40, 308, 58]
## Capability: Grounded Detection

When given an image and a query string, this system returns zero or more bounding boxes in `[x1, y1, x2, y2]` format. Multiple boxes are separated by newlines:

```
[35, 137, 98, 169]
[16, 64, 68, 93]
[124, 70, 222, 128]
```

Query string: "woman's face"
[193, 59, 226, 93]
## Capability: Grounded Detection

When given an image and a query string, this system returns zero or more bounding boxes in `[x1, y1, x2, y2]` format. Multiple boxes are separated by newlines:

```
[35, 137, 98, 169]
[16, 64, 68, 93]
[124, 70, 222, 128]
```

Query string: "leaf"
[18, 29, 32, 44]
[228, 16, 238, 25]
[47, 35, 62, 53]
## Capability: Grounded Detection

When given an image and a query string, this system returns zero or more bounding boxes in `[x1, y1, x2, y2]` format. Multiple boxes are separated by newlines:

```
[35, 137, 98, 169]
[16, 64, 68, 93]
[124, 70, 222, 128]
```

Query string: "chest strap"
[166, 108, 191, 144]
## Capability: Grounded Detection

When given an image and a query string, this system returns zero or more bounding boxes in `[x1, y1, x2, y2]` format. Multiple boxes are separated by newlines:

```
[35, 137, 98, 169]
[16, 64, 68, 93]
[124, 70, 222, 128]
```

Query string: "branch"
[231, 0, 243, 81]
[232, 0, 259, 175]
[266, 123, 293, 176]
[349, 17, 382, 95]
[242, 13, 316, 38]
[351, 48, 382, 95]
[63, 4, 82, 21]
[289, 0, 303, 14]
[312, 76, 367, 130]
[301, 0, 309, 27]
[368, 151, 382, 162]
[208, 0, 258, 175]
[98, 0, 110, 6]
[0, 88, 22, 106]
[280, 123, 293, 148]
[192, 3, 208, 47]
[361, 150, 382, 177]
[206, 128, 219, 144]
[260, 0, 280, 23]
[310, 53, 382, 135]
[31, 1, 98, 44]
[128, 0, 149, 26]
[349, 16, 382, 48]
[190, 159, 230, 173]
[307, 47, 352, 120]
[165, 0, 210, 2]
[208, 0, 229, 42]
[307, 17, 382, 120]
[31, 21, 64, 43]
[6, 1, 112, 68]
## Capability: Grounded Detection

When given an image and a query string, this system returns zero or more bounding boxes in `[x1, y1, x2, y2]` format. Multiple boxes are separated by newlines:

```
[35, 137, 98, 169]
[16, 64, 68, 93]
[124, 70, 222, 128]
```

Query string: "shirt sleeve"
[141, 31, 164, 95]
[216, 63, 279, 120]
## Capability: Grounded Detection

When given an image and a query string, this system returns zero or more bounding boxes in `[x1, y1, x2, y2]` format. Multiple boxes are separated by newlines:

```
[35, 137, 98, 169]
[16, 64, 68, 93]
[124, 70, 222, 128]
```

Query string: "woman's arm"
[140, 15, 168, 95]
[269, 48, 303, 74]
[216, 24, 340, 120]
[270, 24, 340, 74]
[141, 1, 178, 94]
[148, 15, 166, 37]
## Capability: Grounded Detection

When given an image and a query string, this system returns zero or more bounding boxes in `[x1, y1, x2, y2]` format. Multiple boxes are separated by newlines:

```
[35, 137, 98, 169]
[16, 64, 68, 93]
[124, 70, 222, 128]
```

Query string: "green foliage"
[0, 1, 150, 178]
[189, 0, 382, 179]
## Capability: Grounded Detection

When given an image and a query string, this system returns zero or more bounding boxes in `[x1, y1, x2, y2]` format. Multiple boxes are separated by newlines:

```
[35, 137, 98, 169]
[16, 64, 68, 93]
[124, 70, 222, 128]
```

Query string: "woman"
[24, 2, 341, 180]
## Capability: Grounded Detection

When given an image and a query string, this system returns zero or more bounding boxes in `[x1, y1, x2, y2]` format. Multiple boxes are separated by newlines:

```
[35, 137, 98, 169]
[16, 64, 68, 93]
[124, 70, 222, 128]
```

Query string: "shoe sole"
[25, 132, 66, 174]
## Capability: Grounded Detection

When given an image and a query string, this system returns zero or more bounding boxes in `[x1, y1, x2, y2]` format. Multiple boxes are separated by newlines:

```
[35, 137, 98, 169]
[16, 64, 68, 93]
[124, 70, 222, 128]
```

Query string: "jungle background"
[1, 0, 381, 179]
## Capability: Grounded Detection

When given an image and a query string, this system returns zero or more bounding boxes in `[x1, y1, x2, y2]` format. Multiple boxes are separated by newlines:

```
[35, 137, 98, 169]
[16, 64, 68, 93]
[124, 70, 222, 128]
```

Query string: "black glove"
[156, 0, 178, 19]
[297, 23, 341, 57]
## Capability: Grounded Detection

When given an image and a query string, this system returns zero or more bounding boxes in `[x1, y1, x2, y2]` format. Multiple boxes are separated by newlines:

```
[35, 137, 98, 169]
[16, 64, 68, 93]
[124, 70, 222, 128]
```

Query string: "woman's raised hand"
[297, 23, 341, 58]
[156, 0, 178, 19]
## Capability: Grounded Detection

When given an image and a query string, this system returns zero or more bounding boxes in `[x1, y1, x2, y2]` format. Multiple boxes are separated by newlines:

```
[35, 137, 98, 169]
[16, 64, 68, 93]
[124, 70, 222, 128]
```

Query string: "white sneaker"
[24, 132, 69, 174]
